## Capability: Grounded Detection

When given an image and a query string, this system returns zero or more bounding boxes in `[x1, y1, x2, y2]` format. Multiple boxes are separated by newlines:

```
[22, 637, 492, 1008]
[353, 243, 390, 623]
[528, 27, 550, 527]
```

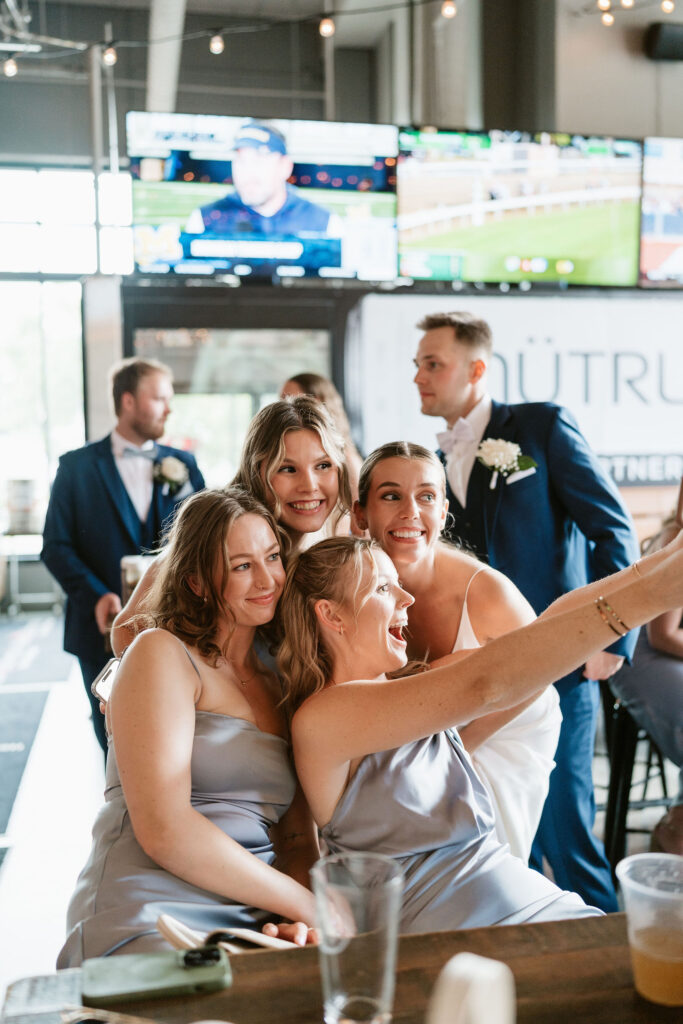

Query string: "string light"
[319, 17, 335, 37]
[601, 10, 615, 23]
[597, 0, 611, 10]
[441, 1, 457, 17]
[620, 0, 634, 8]
[661, 0, 675, 12]
[3, 56, 18, 77]
[209, 33, 224, 55]
[102, 44, 118, 66]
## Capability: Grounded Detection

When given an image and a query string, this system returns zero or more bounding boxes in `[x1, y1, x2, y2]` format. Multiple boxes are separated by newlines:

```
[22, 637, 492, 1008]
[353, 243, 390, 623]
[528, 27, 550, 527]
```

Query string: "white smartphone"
[90, 658, 120, 704]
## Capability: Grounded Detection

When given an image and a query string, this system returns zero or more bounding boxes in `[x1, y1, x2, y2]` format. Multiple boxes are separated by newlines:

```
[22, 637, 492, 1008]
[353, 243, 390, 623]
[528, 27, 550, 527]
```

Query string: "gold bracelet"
[595, 596, 631, 637]
[631, 561, 643, 579]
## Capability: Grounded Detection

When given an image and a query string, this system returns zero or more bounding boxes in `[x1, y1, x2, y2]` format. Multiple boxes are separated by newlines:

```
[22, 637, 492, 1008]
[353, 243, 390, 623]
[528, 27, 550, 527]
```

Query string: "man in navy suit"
[413, 311, 639, 912]
[42, 357, 204, 756]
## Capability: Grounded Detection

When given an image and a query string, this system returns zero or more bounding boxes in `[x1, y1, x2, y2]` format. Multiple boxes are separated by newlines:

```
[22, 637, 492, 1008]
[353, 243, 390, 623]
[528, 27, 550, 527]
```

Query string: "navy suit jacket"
[42, 435, 204, 663]
[440, 401, 640, 680]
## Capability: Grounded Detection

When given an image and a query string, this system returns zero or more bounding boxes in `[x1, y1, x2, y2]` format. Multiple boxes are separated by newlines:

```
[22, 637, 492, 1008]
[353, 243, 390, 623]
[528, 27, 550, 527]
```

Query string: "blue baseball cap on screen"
[232, 122, 288, 156]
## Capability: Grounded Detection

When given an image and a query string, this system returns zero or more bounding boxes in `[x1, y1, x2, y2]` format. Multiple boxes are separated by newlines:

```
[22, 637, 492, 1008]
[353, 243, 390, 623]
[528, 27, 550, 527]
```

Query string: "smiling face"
[266, 428, 340, 535]
[356, 456, 447, 568]
[222, 513, 285, 629]
[336, 548, 414, 677]
[413, 327, 486, 427]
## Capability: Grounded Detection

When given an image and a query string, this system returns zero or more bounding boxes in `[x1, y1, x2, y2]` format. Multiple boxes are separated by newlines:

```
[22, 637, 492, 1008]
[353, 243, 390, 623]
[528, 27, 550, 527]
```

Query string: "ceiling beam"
[145, 0, 187, 112]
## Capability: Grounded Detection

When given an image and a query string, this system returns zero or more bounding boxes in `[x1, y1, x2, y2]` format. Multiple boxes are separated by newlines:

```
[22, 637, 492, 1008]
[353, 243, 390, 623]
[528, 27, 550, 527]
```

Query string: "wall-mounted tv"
[126, 112, 398, 281]
[397, 129, 643, 287]
[640, 136, 683, 288]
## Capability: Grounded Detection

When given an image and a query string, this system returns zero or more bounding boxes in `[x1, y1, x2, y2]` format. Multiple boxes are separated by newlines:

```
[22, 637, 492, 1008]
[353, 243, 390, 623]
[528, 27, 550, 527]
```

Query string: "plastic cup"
[616, 852, 683, 1007]
[311, 852, 404, 1024]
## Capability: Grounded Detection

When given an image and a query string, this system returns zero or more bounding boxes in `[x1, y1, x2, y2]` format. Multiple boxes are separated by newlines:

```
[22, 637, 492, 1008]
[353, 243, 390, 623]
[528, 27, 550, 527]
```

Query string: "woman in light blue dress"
[278, 532, 683, 932]
[59, 489, 319, 966]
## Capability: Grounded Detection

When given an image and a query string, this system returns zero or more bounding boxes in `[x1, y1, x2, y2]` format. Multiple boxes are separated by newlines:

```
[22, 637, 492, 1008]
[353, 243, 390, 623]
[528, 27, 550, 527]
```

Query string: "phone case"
[81, 949, 232, 1006]
[90, 659, 120, 703]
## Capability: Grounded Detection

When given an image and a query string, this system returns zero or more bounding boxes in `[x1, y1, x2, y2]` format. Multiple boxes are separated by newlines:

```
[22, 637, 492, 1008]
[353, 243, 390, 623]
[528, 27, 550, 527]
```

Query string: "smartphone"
[81, 948, 232, 1006]
[90, 659, 120, 704]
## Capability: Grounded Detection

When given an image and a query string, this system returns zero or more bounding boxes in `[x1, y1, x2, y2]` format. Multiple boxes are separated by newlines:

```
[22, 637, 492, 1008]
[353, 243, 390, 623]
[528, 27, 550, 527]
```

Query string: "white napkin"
[426, 952, 516, 1024]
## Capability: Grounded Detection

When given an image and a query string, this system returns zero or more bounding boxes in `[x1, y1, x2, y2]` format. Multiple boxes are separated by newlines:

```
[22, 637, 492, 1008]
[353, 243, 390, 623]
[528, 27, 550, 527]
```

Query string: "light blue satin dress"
[322, 729, 600, 932]
[58, 712, 296, 966]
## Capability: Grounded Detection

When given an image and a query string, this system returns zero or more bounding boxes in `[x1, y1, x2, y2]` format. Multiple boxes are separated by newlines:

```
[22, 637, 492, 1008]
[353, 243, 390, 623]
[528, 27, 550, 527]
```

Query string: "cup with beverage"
[311, 852, 404, 1024]
[616, 852, 683, 1007]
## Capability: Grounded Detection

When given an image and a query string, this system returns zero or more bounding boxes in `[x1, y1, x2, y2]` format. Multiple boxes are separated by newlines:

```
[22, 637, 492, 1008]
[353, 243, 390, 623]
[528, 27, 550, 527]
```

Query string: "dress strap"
[176, 638, 202, 679]
[462, 566, 486, 603]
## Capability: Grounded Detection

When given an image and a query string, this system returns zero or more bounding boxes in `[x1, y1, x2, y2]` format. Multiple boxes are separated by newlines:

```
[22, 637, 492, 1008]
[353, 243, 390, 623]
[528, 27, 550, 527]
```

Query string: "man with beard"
[42, 358, 204, 756]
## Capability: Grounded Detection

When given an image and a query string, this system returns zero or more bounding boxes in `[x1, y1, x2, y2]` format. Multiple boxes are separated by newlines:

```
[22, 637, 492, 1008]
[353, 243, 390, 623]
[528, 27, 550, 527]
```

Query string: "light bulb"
[597, 0, 611, 10]
[209, 34, 224, 55]
[601, 10, 615, 23]
[319, 17, 335, 38]
[102, 45, 118, 66]
[441, 1, 457, 17]
[3, 57, 18, 77]
[620, 0, 634, 7]
[661, 0, 675, 12]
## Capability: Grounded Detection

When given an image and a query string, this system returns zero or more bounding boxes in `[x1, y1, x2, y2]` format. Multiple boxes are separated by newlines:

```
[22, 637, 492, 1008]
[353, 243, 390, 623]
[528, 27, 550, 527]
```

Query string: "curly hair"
[138, 487, 285, 665]
[231, 395, 352, 540]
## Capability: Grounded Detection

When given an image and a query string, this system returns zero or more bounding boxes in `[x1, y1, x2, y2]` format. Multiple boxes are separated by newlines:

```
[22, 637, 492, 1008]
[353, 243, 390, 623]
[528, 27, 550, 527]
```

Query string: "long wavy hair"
[138, 488, 284, 665]
[278, 536, 380, 712]
[231, 395, 352, 539]
[283, 372, 358, 448]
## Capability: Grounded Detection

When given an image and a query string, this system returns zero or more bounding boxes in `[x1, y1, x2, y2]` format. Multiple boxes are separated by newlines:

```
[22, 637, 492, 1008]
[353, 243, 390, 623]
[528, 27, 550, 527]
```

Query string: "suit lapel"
[94, 436, 142, 548]
[474, 402, 514, 548]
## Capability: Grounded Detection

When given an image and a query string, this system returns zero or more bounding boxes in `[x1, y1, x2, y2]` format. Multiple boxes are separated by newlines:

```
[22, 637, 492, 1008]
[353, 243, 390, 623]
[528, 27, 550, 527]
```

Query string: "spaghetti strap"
[462, 566, 485, 603]
[176, 638, 202, 679]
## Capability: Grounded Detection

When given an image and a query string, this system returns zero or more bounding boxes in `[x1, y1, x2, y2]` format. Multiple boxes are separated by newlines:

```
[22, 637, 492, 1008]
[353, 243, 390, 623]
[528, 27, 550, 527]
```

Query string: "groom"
[42, 357, 204, 756]
[413, 311, 639, 912]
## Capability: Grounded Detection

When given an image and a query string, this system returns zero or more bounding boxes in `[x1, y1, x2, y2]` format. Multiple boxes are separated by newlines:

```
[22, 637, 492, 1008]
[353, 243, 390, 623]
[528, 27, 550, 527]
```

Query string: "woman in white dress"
[353, 441, 561, 860]
[277, 531, 683, 932]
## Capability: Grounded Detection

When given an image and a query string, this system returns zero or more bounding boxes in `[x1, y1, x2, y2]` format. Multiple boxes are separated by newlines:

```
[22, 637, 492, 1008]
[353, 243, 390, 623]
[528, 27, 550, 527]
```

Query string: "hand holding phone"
[90, 659, 120, 704]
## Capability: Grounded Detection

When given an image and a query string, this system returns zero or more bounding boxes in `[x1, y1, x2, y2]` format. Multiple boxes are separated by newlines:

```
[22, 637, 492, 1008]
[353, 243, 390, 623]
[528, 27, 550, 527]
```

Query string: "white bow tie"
[437, 420, 475, 455]
[122, 445, 157, 461]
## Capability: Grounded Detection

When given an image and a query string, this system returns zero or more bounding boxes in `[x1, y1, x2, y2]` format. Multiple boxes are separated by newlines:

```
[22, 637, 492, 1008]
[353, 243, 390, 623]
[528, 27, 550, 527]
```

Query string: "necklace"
[229, 662, 259, 688]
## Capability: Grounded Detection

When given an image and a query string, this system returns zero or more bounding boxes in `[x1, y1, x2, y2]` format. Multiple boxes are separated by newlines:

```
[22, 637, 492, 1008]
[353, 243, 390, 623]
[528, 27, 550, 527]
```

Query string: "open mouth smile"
[388, 621, 408, 644]
[289, 500, 325, 513]
[389, 529, 425, 541]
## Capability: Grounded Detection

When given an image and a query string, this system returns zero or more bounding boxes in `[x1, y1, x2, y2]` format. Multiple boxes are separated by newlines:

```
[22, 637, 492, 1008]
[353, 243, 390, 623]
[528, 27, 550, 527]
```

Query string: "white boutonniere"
[476, 438, 538, 490]
[154, 455, 189, 496]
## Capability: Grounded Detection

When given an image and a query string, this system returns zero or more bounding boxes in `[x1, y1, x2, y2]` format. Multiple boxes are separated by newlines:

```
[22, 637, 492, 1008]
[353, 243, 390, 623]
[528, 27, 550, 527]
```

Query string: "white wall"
[556, 3, 683, 137]
[348, 291, 683, 487]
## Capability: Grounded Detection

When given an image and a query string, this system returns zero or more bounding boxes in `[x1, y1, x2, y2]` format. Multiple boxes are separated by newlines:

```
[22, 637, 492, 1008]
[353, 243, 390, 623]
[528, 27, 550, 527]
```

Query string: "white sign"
[349, 292, 683, 486]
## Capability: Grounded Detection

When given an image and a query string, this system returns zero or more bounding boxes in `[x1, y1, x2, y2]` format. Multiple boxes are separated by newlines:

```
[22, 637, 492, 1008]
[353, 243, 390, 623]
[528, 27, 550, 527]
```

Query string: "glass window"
[38, 170, 96, 225]
[0, 169, 39, 222]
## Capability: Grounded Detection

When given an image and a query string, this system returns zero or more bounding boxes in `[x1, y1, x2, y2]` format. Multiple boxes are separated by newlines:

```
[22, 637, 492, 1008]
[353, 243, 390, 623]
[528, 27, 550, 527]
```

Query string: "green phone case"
[81, 948, 232, 1006]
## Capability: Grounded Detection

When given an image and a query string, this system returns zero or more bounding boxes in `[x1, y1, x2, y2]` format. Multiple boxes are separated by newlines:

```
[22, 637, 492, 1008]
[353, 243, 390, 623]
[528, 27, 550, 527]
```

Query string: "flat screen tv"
[639, 136, 683, 288]
[126, 111, 398, 281]
[397, 128, 643, 287]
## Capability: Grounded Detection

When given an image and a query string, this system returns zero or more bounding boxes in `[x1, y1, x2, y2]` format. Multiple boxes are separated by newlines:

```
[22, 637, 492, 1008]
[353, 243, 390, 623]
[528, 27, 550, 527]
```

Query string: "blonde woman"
[353, 441, 561, 861]
[59, 490, 318, 965]
[277, 532, 683, 932]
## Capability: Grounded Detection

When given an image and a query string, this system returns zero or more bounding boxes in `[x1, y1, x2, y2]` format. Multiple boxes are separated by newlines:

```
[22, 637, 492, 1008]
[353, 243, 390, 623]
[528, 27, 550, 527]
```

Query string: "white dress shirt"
[111, 429, 156, 523]
[439, 394, 492, 506]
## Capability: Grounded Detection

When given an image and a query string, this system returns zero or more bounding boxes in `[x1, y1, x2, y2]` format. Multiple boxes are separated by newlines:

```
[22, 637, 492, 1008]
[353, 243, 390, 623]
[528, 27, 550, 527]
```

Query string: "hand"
[95, 592, 122, 635]
[262, 921, 319, 946]
[583, 651, 625, 681]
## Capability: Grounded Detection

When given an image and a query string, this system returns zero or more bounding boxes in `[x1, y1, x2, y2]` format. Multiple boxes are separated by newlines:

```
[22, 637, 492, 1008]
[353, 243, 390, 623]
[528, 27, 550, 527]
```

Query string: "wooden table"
[104, 914, 679, 1024]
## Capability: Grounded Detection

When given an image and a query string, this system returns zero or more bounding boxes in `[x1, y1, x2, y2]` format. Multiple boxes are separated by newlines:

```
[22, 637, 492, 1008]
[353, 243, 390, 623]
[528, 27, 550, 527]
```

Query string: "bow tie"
[122, 446, 157, 461]
[436, 420, 475, 455]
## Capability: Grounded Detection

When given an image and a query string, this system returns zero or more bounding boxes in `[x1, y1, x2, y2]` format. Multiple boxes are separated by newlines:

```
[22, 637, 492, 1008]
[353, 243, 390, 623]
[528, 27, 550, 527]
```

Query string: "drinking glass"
[311, 852, 404, 1024]
[616, 852, 683, 1007]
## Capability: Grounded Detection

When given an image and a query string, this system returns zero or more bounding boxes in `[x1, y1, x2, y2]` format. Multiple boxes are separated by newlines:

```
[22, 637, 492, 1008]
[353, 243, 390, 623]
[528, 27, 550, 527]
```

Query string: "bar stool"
[600, 680, 670, 880]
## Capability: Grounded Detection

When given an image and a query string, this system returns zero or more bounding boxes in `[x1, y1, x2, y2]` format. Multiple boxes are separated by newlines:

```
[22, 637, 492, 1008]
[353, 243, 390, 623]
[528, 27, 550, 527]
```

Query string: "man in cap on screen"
[187, 121, 333, 237]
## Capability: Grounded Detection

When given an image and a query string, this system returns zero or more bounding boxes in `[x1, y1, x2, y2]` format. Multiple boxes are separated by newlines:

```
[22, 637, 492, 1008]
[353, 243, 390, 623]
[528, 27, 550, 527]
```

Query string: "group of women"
[58, 380, 683, 965]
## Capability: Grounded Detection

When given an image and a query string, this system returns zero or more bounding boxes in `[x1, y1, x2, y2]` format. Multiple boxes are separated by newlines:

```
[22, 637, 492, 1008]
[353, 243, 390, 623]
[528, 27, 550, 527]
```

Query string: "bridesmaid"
[112, 395, 351, 655]
[277, 531, 683, 932]
[353, 441, 561, 861]
[59, 489, 318, 965]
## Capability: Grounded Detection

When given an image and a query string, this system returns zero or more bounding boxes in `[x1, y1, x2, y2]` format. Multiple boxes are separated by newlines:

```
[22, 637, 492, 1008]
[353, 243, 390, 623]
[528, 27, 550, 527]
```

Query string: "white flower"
[476, 438, 537, 489]
[154, 456, 189, 494]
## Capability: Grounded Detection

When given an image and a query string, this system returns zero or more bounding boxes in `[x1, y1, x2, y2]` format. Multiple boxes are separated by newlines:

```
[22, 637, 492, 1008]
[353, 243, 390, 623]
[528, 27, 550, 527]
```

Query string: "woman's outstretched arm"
[111, 629, 316, 928]
[293, 533, 683, 778]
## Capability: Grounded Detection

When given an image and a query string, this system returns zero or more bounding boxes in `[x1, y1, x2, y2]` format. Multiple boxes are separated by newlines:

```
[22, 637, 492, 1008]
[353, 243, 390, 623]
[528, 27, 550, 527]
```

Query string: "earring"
[339, 627, 344, 636]
[203, 596, 208, 604]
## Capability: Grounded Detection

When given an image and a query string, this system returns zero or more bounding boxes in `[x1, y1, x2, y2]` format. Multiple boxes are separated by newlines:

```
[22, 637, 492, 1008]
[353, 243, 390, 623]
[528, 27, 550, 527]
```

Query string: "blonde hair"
[140, 488, 284, 664]
[278, 536, 380, 712]
[231, 395, 352, 539]
[284, 373, 354, 443]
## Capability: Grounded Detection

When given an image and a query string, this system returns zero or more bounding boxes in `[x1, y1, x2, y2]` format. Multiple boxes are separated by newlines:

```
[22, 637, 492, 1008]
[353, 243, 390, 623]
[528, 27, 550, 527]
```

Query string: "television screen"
[640, 136, 683, 288]
[126, 111, 398, 281]
[397, 129, 643, 286]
